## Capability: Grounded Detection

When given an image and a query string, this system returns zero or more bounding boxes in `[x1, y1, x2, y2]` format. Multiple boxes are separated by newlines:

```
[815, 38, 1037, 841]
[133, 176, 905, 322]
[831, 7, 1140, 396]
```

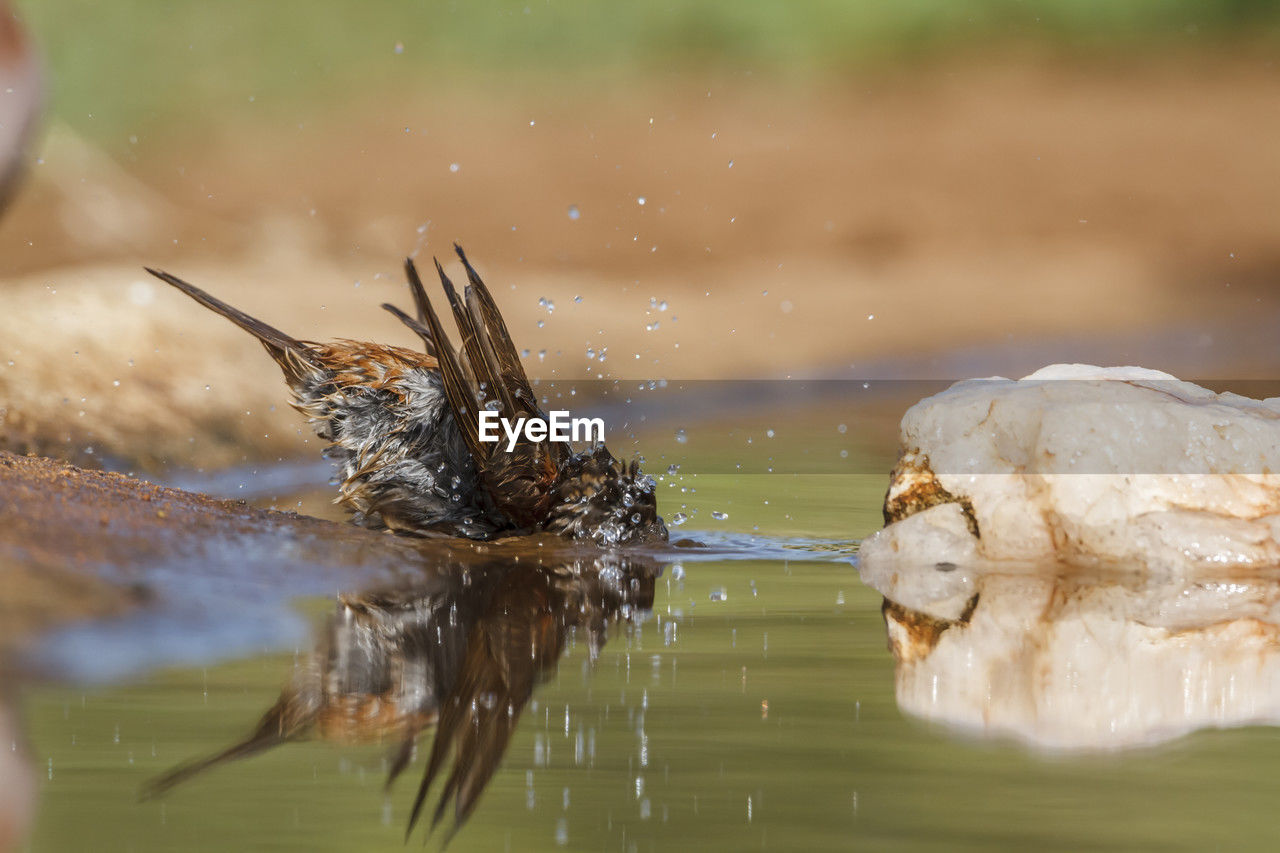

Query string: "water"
[17, 439, 1280, 850]
[27, 551, 888, 851]
[28, 546, 1280, 850]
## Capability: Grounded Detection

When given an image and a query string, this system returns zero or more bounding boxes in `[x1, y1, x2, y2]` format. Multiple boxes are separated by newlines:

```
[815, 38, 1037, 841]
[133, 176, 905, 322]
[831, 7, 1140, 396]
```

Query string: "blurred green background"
[18, 0, 1280, 147]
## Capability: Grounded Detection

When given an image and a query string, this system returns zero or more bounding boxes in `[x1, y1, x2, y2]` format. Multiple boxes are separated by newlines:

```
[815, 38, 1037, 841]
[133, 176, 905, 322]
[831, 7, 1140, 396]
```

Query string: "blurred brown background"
[2, 1, 1280, 470]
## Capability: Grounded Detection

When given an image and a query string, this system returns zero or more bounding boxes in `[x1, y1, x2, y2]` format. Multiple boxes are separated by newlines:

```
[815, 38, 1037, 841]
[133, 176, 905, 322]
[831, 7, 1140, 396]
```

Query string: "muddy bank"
[0, 447, 680, 643]
[0, 450, 588, 670]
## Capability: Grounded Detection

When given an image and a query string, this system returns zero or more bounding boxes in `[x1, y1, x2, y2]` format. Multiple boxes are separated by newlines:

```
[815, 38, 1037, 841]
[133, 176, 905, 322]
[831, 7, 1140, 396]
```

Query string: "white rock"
[857, 504, 976, 621]
[867, 364, 1280, 572]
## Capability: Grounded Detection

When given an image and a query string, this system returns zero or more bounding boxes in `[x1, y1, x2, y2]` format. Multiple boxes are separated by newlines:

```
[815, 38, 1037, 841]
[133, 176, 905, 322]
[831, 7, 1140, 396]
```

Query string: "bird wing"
[387, 252, 563, 529]
[405, 565, 563, 842]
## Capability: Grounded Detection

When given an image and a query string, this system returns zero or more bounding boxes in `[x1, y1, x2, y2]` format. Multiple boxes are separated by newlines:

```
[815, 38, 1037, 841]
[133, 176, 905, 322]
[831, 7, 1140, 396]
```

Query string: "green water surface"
[21, 465, 1280, 851]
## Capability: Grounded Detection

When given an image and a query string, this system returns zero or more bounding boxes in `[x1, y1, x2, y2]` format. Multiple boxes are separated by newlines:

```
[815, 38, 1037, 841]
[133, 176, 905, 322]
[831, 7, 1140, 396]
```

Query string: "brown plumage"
[146, 246, 667, 544]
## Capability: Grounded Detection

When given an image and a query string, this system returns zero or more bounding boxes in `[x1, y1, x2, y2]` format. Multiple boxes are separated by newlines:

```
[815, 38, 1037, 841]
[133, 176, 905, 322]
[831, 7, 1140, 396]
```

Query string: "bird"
[138, 553, 660, 841]
[145, 245, 667, 545]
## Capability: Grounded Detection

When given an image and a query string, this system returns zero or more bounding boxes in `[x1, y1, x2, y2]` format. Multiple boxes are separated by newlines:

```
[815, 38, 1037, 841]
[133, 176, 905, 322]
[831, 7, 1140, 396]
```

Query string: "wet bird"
[145, 246, 666, 544]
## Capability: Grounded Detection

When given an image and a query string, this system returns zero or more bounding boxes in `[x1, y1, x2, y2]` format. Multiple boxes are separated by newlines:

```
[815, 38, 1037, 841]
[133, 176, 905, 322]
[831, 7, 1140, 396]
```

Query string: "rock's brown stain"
[881, 449, 981, 537]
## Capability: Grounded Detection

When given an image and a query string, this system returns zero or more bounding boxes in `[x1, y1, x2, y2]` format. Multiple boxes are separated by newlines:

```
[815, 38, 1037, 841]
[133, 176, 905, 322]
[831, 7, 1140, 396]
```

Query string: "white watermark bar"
[479, 410, 605, 451]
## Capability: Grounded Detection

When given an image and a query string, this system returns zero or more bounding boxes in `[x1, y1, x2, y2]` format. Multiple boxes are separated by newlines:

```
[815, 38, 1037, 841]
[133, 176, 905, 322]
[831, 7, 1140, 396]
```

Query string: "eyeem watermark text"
[479, 410, 605, 451]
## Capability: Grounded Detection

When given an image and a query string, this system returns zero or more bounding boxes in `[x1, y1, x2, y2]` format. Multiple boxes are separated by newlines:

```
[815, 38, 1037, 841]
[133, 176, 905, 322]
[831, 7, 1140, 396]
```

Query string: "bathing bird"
[144, 246, 666, 544]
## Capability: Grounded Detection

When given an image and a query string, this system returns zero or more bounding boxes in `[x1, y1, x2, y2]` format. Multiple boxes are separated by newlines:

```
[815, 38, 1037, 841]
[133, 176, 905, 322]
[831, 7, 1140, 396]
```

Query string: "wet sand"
[0, 449, 669, 661]
[0, 450, 442, 659]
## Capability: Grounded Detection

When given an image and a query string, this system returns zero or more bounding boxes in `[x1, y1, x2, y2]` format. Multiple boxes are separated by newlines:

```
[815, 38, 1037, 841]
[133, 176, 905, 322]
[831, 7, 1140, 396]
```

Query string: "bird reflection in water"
[141, 552, 659, 841]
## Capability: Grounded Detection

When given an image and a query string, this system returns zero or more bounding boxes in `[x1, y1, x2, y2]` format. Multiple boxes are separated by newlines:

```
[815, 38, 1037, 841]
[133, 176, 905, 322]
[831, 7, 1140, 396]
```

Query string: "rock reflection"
[141, 552, 658, 839]
[860, 554, 1280, 750]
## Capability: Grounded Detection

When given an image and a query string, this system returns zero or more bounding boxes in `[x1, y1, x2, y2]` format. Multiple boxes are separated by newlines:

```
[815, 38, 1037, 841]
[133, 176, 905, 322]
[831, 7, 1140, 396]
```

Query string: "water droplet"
[393, 41, 404, 54]
[574, 295, 583, 303]
[766, 429, 775, 438]
[537, 349, 547, 362]
[674, 428, 687, 444]
[637, 196, 646, 206]
[711, 510, 728, 520]
[586, 347, 596, 360]
[567, 204, 581, 220]
[666, 463, 679, 475]
[449, 163, 460, 173]
[837, 423, 848, 434]
[670, 512, 687, 526]
[709, 587, 728, 602]
[671, 563, 686, 579]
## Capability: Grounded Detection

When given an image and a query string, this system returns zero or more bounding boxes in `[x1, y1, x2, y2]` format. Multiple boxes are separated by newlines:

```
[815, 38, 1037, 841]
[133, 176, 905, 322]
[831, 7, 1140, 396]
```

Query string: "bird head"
[544, 446, 667, 545]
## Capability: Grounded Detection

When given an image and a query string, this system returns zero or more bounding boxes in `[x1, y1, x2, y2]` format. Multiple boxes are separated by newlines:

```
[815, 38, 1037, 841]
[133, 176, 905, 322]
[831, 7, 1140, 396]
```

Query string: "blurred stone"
[0, 0, 40, 217]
